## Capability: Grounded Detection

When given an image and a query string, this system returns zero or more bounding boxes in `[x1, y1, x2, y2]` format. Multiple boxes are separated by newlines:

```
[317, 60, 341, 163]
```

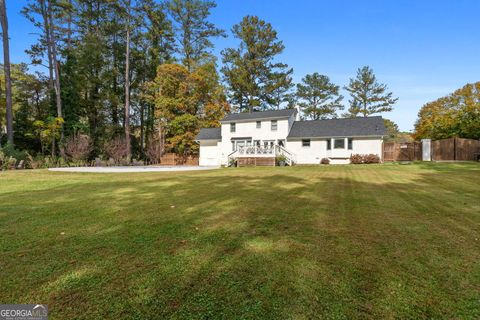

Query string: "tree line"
[0, 0, 399, 163]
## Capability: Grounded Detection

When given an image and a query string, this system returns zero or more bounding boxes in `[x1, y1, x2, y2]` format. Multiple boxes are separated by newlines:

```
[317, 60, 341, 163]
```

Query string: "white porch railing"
[227, 144, 295, 166]
[237, 146, 275, 156]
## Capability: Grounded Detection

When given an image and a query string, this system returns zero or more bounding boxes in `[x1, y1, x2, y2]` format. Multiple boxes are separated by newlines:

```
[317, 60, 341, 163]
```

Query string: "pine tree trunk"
[40, 0, 54, 95]
[124, 0, 131, 159]
[0, 0, 13, 145]
[48, 0, 64, 153]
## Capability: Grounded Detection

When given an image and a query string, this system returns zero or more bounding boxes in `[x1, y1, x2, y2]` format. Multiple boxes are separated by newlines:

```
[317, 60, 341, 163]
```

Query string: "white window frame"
[302, 139, 311, 147]
[271, 120, 278, 131]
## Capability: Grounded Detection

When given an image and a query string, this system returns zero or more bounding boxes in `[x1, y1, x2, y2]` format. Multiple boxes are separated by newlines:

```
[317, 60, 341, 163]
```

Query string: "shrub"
[145, 136, 163, 164]
[0, 143, 27, 161]
[64, 133, 93, 162]
[26, 154, 67, 169]
[104, 137, 129, 164]
[276, 154, 288, 166]
[0, 150, 17, 170]
[350, 154, 381, 164]
[320, 158, 330, 165]
[364, 154, 380, 164]
[350, 154, 364, 164]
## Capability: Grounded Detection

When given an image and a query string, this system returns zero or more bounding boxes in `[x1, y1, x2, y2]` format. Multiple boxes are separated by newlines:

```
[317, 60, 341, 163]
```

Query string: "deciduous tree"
[415, 82, 480, 139]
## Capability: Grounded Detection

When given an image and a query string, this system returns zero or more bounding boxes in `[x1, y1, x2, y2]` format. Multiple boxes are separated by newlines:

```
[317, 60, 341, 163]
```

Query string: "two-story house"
[196, 109, 386, 166]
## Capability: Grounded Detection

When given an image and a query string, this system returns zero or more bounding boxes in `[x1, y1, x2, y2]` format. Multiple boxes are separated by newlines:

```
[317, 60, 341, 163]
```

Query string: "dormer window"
[230, 123, 236, 133]
[271, 120, 278, 131]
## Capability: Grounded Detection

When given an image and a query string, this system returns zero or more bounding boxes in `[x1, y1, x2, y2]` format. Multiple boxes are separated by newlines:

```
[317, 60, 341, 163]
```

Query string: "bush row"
[350, 154, 381, 164]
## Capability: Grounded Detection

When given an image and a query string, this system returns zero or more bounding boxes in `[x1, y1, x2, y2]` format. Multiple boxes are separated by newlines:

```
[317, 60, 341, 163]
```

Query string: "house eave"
[287, 135, 385, 140]
[220, 116, 293, 123]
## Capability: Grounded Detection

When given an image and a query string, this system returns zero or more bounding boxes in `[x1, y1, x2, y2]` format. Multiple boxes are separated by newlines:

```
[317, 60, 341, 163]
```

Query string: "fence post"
[422, 139, 431, 161]
[454, 137, 457, 161]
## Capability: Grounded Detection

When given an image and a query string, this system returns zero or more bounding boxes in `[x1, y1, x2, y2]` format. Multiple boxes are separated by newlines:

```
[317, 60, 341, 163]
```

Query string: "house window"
[256, 121, 261, 129]
[271, 120, 277, 131]
[326, 139, 331, 150]
[302, 139, 310, 147]
[348, 138, 353, 150]
[334, 138, 345, 149]
[264, 140, 274, 148]
[230, 123, 236, 133]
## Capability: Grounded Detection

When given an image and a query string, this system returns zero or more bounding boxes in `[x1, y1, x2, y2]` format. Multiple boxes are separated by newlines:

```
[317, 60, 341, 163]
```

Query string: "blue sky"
[5, 0, 480, 131]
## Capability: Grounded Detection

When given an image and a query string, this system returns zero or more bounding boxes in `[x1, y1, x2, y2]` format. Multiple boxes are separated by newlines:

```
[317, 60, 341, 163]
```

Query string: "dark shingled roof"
[221, 109, 296, 122]
[196, 127, 221, 140]
[288, 116, 386, 138]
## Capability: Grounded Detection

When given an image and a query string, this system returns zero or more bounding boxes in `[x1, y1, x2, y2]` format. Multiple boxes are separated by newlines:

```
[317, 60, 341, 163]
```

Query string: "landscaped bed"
[1, 163, 479, 319]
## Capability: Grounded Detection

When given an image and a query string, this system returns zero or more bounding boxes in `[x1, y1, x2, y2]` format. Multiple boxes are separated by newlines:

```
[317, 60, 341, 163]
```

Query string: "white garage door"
[199, 142, 219, 166]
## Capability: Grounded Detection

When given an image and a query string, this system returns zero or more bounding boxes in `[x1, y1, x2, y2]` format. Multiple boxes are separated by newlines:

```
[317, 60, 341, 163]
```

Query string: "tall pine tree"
[221, 15, 293, 112]
[168, 0, 224, 71]
[344, 66, 397, 117]
[296, 73, 343, 120]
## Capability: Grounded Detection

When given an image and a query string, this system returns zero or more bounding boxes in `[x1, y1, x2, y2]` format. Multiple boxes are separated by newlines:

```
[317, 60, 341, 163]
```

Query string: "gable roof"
[196, 127, 221, 141]
[221, 109, 296, 122]
[287, 116, 386, 139]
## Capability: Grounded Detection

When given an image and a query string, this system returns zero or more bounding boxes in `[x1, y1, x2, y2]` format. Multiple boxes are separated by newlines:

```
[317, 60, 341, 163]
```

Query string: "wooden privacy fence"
[160, 153, 199, 166]
[383, 142, 422, 161]
[432, 137, 480, 161]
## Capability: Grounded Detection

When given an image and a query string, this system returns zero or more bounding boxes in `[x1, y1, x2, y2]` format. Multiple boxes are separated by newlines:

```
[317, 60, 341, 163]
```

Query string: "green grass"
[1, 163, 479, 319]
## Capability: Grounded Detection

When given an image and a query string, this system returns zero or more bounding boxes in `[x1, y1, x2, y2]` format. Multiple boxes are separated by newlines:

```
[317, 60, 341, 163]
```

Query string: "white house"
[196, 109, 386, 166]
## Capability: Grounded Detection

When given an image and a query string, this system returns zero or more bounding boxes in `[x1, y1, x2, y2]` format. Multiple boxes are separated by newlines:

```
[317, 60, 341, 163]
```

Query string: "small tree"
[296, 73, 343, 119]
[33, 117, 64, 157]
[344, 66, 398, 117]
[166, 114, 199, 156]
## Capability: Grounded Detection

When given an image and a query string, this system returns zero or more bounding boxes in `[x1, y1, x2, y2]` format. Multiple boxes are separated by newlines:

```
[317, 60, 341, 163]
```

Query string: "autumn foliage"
[414, 82, 480, 140]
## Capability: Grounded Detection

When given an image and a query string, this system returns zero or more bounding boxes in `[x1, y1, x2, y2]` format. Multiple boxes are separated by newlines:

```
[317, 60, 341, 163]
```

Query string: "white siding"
[352, 138, 383, 157]
[287, 137, 383, 164]
[218, 115, 295, 165]
[199, 140, 220, 166]
[286, 139, 327, 164]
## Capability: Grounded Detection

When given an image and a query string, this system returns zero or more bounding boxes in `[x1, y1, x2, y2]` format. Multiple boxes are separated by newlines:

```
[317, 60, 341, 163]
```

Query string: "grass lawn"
[1, 163, 479, 319]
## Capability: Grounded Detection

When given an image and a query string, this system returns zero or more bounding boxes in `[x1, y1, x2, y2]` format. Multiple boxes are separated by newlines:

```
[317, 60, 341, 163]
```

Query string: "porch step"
[237, 157, 275, 167]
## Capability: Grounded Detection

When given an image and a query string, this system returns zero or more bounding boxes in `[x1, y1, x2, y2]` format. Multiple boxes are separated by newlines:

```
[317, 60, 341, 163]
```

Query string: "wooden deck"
[236, 157, 275, 167]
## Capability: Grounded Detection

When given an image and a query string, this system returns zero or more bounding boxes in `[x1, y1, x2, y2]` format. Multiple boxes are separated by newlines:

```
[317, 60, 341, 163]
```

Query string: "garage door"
[199, 143, 219, 166]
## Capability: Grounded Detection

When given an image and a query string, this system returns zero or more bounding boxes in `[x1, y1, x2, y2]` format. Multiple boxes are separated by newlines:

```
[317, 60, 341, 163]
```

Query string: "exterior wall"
[286, 139, 327, 164]
[287, 137, 383, 164]
[218, 115, 294, 165]
[352, 138, 383, 157]
[199, 140, 220, 166]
